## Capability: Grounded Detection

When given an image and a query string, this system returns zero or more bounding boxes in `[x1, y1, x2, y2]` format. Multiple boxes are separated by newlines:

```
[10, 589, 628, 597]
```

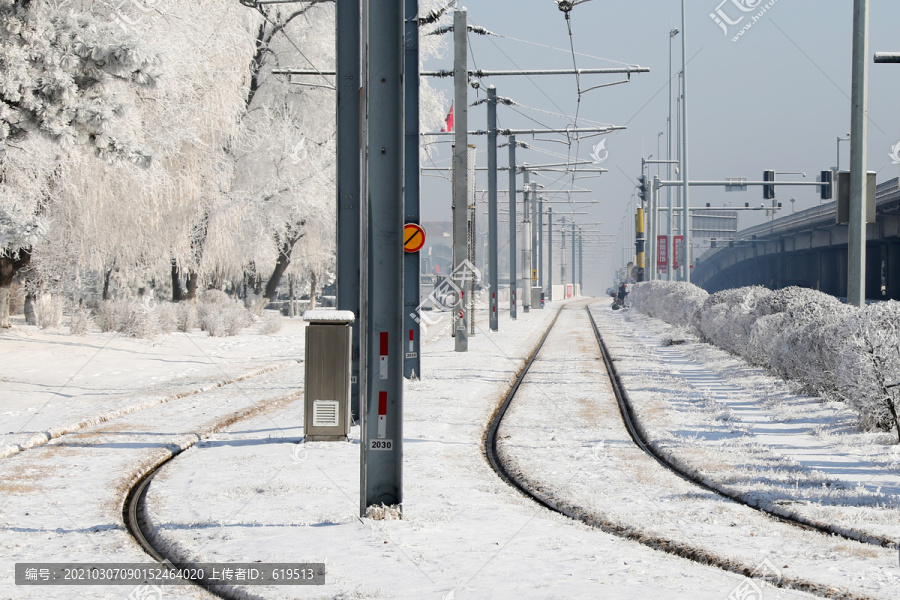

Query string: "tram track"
[484, 302, 888, 600]
[1, 359, 299, 461]
[121, 390, 301, 600]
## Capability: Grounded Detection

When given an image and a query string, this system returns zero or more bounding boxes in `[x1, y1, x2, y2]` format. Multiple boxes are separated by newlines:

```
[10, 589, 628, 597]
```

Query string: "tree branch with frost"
[0, 1, 160, 164]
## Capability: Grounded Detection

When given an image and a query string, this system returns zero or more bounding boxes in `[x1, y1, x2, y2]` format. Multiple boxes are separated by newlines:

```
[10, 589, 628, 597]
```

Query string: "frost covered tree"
[14, 1, 255, 311]
[226, 0, 450, 309]
[0, 0, 158, 326]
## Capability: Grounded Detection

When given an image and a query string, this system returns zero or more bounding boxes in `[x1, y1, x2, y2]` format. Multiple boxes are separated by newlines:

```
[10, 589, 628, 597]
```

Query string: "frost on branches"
[0, 0, 159, 164]
[630, 281, 900, 442]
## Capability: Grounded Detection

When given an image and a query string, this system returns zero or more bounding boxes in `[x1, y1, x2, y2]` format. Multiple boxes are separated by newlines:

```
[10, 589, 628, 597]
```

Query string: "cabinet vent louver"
[313, 400, 340, 427]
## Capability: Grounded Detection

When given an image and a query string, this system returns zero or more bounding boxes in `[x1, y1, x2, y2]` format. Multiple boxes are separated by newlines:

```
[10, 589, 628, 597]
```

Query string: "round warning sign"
[404, 223, 426, 253]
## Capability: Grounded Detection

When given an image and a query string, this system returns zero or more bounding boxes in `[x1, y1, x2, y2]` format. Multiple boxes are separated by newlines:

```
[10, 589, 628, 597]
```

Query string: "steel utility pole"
[452, 9, 468, 350]
[487, 86, 499, 331]
[680, 0, 692, 282]
[561, 224, 567, 291]
[508, 135, 517, 319]
[547, 207, 553, 301]
[336, 0, 361, 420]
[578, 232, 583, 292]
[571, 222, 576, 291]
[538, 196, 544, 295]
[531, 178, 538, 295]
[522, 169, 532, 313]
[403, 0, 420, 378]
[668, 28, 679, 281]
[361, 0, 403, 516]
[848, 0, 869, 307]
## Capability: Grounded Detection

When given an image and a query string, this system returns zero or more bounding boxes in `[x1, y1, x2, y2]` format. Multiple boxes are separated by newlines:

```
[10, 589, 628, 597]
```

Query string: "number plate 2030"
[369, 439, 393, 451]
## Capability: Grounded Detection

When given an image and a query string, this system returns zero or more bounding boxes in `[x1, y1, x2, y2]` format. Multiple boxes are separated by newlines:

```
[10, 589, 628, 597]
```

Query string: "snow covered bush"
[832, 302, 900, 440]
[155, 303, 178, 335]
[68, 308, 91, 336]
[259, 310, 283, 335]
[629, 281, 708, 329]
[175, 302, 197, 333]
[696, 286, 772, 356]
[629, 281, 900, 437]
[197, 290, 251, 337]
[96, 299, 159, 338]
[34, 294, 63, 329]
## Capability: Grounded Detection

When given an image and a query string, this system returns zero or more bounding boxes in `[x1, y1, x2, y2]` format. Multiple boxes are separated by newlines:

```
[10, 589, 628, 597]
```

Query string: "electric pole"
[487, 86, 499, 331]
[361, 0, 403, 516]
[403, 0, 421, 377]
[452, 9, 468, 350]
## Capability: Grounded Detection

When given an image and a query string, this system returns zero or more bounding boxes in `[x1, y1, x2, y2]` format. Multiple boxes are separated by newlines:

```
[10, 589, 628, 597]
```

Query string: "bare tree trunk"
[0, 287, 9, 328]
[185, 272, 199, 301]
[263, 239, 299, 302]
[309, 272, 317, 311]
[0, 250, 31, 328]
[24, 292, 36, 326]
[288, 275, 295, 318]
[171, 259, 184, 302]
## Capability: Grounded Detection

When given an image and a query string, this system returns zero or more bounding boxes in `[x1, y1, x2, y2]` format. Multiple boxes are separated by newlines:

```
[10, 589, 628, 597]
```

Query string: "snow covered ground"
[2, 301, 898, 600]
[595, 306, 900, 546]
[0, 315, 305, 458]
[144, 301, 813, 600]
[500, 305, 898, 599]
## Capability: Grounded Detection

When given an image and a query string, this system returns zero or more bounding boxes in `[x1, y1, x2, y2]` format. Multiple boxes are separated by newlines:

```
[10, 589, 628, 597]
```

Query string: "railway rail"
[484, 302, 891, 600]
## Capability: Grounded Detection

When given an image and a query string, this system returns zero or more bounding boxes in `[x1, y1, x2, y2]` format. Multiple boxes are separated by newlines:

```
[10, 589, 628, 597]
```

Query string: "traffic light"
[763, 169, 775, 199]
[820, 170, 833, 200]
[637, 175, 647, 201]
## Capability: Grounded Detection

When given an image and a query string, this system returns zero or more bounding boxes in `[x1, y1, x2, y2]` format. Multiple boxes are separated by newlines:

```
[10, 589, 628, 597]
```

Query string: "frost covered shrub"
[121, 303, 159, 339]
[631, 281, 900, 436]
[259, 310, 283, 335]
[175, 302, 197, 333]
[768, 292, 852, 391]
[629, 281, 708, 330]
[97, 300, 121, 333]
[832, 302, 900, 438]
[197, 295, 251, 337]
[68, 309, 91, 336]
[95, 299, 160, 338]
[35, 294, 63, 329]
[155, 302, 178, 335]
[199, 289, 232, 306]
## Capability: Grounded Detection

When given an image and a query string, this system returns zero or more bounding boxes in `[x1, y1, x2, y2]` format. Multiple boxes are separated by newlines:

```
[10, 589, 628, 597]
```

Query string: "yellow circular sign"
[404, 224, 426, 253]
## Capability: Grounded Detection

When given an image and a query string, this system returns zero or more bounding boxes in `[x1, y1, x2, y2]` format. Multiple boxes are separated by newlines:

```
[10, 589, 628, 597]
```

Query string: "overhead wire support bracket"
[419, 67, 649, 78]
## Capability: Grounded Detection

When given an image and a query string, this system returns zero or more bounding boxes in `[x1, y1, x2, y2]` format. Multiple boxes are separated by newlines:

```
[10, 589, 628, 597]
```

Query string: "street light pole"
[848, 0, 870, 307]
[668, 28, 679, 281]
[680, 0, 692, 282]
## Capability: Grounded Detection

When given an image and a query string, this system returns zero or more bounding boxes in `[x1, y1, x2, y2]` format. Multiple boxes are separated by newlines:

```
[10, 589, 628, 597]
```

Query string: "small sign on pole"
[657, 235, 668, 274]
[673, 235, 684, 270]
[404, 223, 426, 253]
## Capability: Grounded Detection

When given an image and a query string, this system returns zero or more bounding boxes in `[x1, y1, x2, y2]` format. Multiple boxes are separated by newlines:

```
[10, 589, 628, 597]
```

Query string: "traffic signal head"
[763, 169, 775, 199]
[820, 170, 833, 200]
[637, 175, 647, 201]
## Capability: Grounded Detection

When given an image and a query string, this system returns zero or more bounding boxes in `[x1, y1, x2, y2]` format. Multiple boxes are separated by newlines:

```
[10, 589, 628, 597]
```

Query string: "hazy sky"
[419, 0, 900, 288]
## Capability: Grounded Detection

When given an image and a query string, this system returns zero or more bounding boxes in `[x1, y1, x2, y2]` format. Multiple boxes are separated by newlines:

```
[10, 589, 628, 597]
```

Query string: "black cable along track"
[483, 301, 891, 600]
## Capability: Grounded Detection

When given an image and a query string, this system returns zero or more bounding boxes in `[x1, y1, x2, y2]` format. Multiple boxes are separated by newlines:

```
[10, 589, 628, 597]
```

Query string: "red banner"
[672, 235, 684, 269]
[657, 235, 668, 274]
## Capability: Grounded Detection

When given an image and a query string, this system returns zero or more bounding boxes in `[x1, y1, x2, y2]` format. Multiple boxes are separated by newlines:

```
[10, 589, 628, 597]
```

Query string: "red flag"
[441, 104, 454, 132]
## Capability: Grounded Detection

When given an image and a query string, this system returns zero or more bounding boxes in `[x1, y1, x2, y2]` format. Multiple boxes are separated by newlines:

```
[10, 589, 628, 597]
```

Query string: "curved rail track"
[484, 302, 893, 600]
[2, 359, 299, 461]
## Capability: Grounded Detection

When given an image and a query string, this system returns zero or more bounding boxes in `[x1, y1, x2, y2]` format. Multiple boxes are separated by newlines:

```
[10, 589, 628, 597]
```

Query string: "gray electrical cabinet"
[531, 286, 542, 309]
[303, 310, 355, 442]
